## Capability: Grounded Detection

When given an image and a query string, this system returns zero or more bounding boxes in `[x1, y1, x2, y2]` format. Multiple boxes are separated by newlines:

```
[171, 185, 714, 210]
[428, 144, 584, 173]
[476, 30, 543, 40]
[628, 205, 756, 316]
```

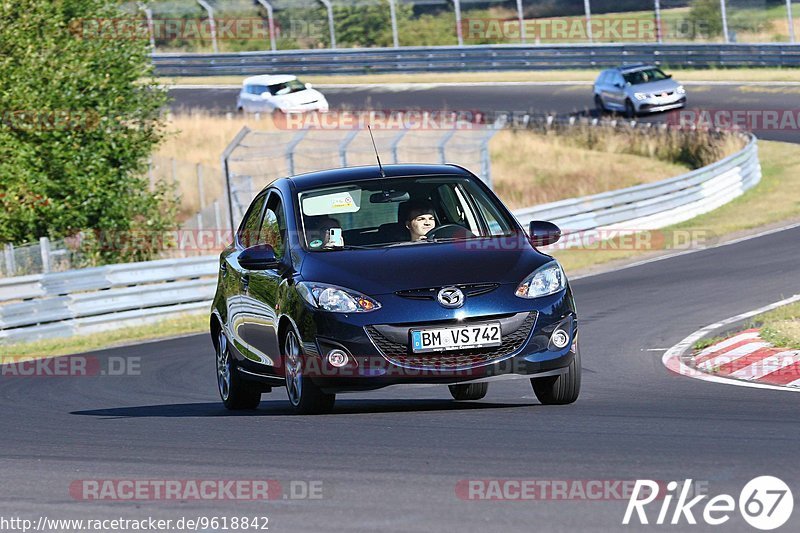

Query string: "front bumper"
[296, 286, 578, 393]
[638, 96, 687, 113]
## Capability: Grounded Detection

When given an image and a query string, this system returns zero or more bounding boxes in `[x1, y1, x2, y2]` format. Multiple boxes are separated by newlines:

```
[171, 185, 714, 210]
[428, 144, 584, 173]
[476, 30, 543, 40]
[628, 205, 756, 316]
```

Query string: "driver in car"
[404, 201, 436, 241]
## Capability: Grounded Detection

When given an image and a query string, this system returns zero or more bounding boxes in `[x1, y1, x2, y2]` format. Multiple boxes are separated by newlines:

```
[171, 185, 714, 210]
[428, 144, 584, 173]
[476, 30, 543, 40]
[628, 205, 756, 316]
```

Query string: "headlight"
[297, 282, 381, 313]
[634, 92, 648, 101]
[515, 261, 566, 299]
[676, 85, 686, 94]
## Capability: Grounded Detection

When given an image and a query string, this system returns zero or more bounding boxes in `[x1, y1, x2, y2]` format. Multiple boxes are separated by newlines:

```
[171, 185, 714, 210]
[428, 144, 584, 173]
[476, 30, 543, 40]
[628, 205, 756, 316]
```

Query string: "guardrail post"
[388, 0, 400, 48]
[196, 0, 219, 54]
[255, 0, 277, 51]
[318, 0, 337, 49]
[4, 244, 15, 277]
[40, 237, 51, 274]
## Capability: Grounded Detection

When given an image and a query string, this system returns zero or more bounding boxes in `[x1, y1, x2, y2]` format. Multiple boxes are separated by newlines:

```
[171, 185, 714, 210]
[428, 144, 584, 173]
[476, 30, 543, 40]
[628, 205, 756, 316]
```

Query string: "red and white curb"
[663, 294, 800, 393]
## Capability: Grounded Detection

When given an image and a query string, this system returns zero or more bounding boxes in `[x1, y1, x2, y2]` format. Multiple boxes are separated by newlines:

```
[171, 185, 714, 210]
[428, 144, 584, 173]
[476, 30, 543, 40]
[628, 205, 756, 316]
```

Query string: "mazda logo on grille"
[437, 287, 464, 308]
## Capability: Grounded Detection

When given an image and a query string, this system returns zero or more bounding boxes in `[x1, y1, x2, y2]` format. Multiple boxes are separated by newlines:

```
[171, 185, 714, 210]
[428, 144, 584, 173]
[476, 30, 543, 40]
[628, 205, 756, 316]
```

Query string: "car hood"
[271, 89, 325, 107]
[298, 240, 553, 296]
[629, 78, 680, 93]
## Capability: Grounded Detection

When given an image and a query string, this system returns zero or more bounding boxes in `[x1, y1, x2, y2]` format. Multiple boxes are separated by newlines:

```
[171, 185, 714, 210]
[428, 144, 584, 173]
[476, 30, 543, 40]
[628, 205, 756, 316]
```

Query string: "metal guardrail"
[0, 133, 761, 345]
[513, 133, 761, 236]
[153, 44, 800, 76]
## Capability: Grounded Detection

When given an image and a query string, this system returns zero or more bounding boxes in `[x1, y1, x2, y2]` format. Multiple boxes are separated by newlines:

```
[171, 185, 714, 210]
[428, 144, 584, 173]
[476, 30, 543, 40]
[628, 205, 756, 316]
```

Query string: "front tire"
[531, 345, 581, 405]
[216, 330, 261, 410]
[449, 382, 488, 401]
[283, 330, 336, 415]
[624, 99, 636, 119]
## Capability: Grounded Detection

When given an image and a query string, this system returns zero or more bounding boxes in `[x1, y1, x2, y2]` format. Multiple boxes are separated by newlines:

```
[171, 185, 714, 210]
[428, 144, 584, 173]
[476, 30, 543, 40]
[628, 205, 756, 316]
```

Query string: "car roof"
[616, 64, 658, 73]
[278, 164, 474, 191]
[243, 74, 297, 86]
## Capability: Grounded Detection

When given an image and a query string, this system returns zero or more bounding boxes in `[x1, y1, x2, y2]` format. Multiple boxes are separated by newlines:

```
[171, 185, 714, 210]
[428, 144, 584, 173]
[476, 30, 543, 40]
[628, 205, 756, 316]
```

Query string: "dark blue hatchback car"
[211, 164, 580, 414]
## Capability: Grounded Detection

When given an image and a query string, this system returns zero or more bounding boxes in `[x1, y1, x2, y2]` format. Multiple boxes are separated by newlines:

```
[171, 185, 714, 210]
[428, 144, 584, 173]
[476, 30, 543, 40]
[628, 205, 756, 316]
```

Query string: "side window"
[259, 195, 286, 260]
[238, 195, 266, 248]
[614, 73, 625, 87]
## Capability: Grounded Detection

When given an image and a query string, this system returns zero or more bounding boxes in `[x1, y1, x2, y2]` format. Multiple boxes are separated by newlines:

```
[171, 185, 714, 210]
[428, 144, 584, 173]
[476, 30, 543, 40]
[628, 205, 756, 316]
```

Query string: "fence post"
[437, 130, 457, 164]
[40, 237, 51, 274]
[4, 244, 15, 277]
[221, 127, 251, 231]
[451, 0, 464, 46]
[318, 0, 337, 49]
[388, 0, 400, 48]
[390, 130, 408, 163]
[516, 0, 526, 44]
[584, 0, 593, 43]
[255, 0, 277, 51]
[788, 0, 796, 44]
[339, 130, 360, 167]
[285, 129, 309, 176]
[196, 163, 206, 209]
[196, 0, 219, 53]
[720, 0, 729, 43]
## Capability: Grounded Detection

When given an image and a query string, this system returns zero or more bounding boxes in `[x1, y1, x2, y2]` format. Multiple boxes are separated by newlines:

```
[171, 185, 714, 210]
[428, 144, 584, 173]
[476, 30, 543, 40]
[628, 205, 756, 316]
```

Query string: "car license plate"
[410, 323, 502, 353]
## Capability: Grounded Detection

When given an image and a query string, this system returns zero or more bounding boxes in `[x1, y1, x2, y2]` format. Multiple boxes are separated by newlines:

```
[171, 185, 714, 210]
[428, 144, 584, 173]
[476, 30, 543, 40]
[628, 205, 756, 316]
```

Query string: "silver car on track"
[593, 65, 686, 118]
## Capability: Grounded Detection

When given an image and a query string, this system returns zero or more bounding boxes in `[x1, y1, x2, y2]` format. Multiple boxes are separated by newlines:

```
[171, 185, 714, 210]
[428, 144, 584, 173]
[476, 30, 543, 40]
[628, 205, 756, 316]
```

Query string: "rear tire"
[594, 95, 606, 114]
[531, 346, 581, 405]
[216, 330, 261, 410]
[284, 330, 336, 415]
[448, 382, 488, 401]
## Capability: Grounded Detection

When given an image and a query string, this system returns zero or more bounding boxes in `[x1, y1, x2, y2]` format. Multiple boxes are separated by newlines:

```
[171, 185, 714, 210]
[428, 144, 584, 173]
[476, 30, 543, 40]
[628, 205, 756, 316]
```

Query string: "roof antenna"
[367, 125, 386, 178]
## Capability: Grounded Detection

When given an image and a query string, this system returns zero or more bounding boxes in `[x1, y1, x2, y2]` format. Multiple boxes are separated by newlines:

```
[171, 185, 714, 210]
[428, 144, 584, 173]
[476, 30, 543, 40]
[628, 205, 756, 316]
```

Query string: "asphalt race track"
[2, 225, 799, 532]
[169, 83, 800, 143]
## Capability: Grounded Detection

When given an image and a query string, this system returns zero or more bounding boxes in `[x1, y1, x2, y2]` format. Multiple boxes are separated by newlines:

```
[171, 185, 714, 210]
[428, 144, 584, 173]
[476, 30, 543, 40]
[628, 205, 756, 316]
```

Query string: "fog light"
[551, 329, 570, 349]
[327, 349, 349, 368]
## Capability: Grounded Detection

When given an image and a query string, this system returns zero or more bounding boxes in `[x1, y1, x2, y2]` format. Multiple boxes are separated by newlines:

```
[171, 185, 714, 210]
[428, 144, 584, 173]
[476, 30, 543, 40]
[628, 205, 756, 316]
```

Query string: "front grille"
[365, 312, 537, 369]
[395, 283, 499, 300]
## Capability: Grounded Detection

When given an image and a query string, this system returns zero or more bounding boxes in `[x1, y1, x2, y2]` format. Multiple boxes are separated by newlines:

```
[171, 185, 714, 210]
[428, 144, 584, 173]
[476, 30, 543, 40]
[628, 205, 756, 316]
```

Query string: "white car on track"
[236, 74, 329, 114]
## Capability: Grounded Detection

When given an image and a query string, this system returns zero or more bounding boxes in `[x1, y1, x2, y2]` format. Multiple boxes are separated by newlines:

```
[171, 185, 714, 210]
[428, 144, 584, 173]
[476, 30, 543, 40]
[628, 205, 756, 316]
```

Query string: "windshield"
[623, 68, 669, 85]
[298, 176, 516, 251]
[269, 80, 307, 96]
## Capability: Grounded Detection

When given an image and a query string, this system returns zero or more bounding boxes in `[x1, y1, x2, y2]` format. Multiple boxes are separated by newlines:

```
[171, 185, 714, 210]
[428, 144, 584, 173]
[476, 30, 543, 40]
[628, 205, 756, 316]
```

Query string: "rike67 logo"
[623, 477, 793, 530]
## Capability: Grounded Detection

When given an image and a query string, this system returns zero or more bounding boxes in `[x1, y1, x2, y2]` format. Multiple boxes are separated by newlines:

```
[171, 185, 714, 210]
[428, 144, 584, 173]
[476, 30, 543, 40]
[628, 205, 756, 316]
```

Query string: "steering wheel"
[425, 224, 475, 240]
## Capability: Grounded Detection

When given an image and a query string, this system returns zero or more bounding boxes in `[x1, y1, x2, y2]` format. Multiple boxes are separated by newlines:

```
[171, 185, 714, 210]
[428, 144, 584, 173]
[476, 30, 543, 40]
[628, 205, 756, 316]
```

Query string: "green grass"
[750, 301, 800, 350]
[552, 140, 800, 273]
[1, 313, 208, 359]
[693, 335, 729, 351]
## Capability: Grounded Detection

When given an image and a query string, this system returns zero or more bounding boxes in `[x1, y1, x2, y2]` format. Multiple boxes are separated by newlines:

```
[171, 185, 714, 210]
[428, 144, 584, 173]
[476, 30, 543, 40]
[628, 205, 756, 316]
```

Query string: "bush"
[0, 0, 176, 265]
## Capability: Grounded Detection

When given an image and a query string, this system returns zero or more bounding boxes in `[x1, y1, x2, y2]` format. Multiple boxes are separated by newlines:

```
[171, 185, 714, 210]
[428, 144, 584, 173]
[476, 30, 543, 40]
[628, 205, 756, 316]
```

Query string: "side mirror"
[239, 244, 280, 270]
[305, 83, 313, 90]
[667, 74, 673, 79]
[529, 221, 561, 247]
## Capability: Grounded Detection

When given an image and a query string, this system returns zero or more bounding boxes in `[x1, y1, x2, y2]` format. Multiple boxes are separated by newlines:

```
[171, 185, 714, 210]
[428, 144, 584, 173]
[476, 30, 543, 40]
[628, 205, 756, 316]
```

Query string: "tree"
[0, 0, 175, 264]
